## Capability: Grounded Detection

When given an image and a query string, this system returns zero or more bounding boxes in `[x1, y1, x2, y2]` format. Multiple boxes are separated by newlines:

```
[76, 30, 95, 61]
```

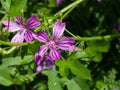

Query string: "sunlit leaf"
[1, 0, 11, 12]
[9, 0, 27, 16]
[43, 69, 63, 90]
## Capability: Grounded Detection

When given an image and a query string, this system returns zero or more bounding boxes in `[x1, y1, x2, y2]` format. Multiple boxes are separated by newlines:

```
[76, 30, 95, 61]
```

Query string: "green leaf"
[61, 77, 89, 90]
[1, 0, 11, 11]
[69, 60, 91, 80]
[74, 77, 90, 90]
[55, 60, 69, 77]
[0, 69, 13, 86]
[9, 0, 27, 16]
[68, 51, 88, 60]
[85, 40, 110, 62]
[0, 55, 33, 69]
[66, 79, 82, 90]
[43, 69, 63, 90]
[56, 60, 91, 80]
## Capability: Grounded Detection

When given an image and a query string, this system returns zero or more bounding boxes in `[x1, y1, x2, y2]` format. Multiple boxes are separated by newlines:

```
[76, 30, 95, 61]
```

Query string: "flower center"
[48, 41, 56, 48]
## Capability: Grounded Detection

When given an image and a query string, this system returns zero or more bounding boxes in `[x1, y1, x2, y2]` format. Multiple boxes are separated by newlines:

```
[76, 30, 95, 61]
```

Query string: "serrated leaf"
[9, 0, 27, 16]
[43, 69, 63, 90]
[56, 60, 91, 80]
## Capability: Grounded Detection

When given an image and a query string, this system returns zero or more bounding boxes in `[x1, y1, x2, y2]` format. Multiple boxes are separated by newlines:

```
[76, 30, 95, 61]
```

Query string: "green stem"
[0, 40, 36, 46]
[65, 29, 77, 38]
[0, 46, 16, 55]
[61, 6, 75, 20]
[56, 0, 83, 15]
[74, 34, 120, 41]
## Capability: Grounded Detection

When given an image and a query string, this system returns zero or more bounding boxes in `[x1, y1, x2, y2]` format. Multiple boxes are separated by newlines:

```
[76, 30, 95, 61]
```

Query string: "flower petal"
[57, 37, 75, 44]
[33, 31, 50, 43]
[2, 20, 21, 32]
[56, 0, 62, 4]
[25, 30, 34, 42]
[11, 31, 24, 43]
[52, 21, 66, 40]
[34, 46, 48, 65]
[49, 48, 60, 60]
[56, 37, 76, 51]
[14, 17, 24, 25]
[36, 65, 42, 73]
[26, 15, 40, 29]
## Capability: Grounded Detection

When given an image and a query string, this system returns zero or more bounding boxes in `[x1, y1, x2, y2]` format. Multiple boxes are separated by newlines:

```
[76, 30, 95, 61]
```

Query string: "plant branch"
[56, 0, 83, 16]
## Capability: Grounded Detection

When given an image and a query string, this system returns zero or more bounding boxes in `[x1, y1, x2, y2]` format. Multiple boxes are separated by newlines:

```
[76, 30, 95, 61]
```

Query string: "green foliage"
[0, 0, 120, 90]
[85, 40, 110, 62]
[43, 69, 63, 90]
[9, 0, 27, 16]
[0, 0, 11, 12]
[55, 59, 91, 80]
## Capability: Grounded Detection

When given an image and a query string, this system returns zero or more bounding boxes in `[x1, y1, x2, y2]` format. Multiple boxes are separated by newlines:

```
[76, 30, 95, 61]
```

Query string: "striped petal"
[11, 31, 24, 43]
[49, 48, 60, 60]
[25, 30, 34, 42]
[52, 21, 66, 40]
[56, 37, 75, 50]
[14, 17, 24, 25]
[26, 15, 40, 29]
[56, 37, 75, 44]
[33, 31, 50, 43]
[34, 46, 48, 65]
[2, 20, 21, 32]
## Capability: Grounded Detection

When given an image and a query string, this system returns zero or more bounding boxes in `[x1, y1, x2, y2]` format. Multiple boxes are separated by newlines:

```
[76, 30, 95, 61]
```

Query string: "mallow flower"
[36, 55, 53, 73]
[2, 16, 40, 43]
[34, 20, 76, 65]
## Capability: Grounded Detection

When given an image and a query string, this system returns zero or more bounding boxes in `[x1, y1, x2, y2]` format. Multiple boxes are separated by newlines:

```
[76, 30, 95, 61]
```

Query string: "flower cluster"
[2, 16, 76, 73]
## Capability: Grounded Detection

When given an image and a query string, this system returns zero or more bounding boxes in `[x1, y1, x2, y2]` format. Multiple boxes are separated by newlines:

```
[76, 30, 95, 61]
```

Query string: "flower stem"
[65, 29, 77, 38]
[56, 0, 83, 16]
[74, 34, 120, 41]
[0, 40, 36, 46]
[0, 46, 16, 55]
[0, 34, 119, 46]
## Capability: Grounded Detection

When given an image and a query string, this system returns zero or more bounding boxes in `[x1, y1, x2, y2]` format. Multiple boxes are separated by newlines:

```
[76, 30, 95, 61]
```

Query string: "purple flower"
[36, 56, 53, 73]
[97, 0, 102, 3]
[2, 16, 40, 43]
[56, 0, 62, 5]
[33, 21, 76, 65]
